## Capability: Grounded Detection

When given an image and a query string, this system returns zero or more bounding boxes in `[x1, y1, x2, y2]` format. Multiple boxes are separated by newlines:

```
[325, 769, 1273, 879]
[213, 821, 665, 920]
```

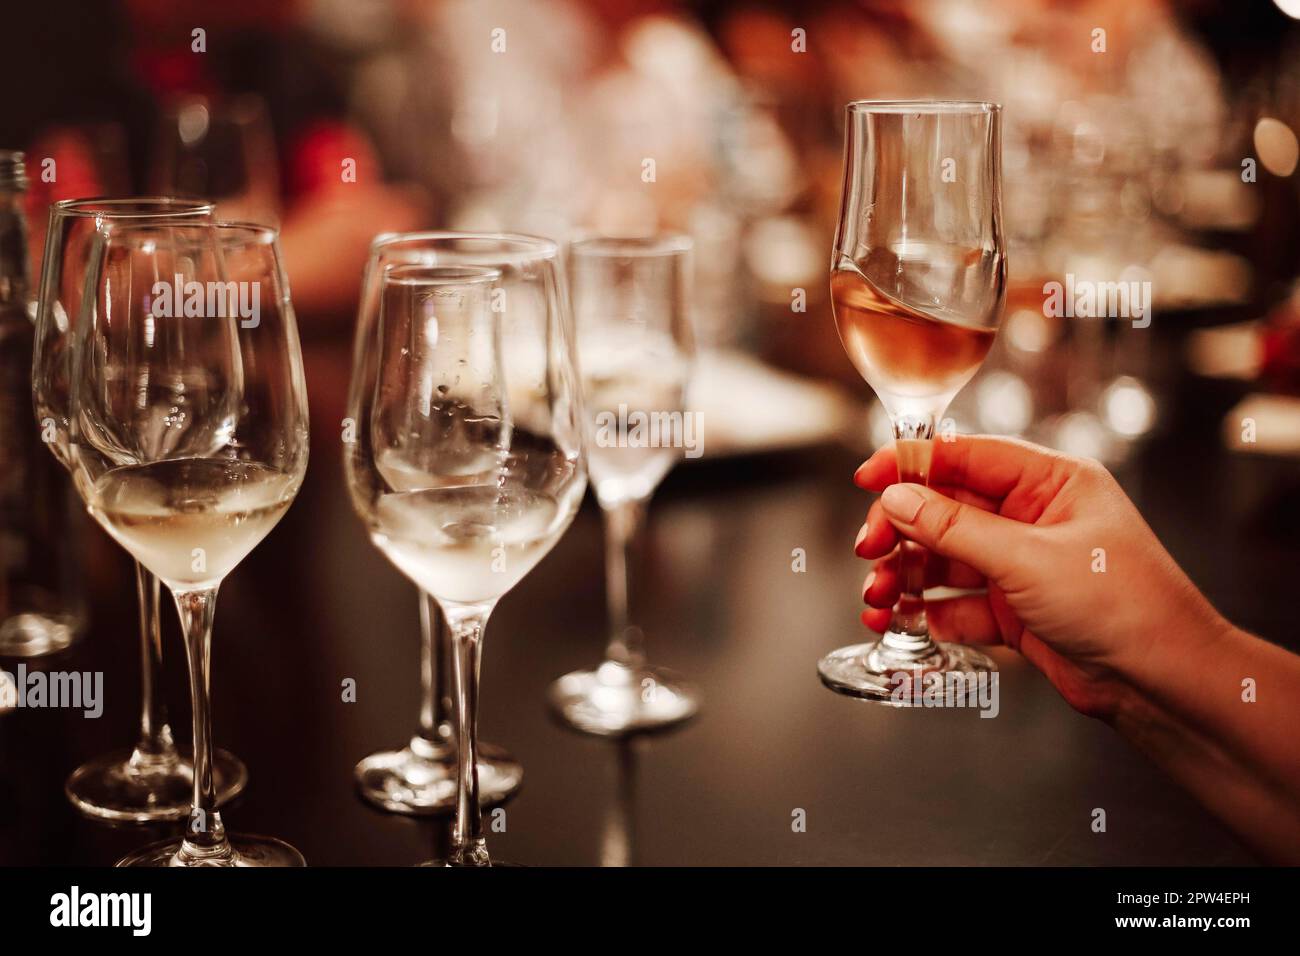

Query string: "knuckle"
[930, 502, 964, 552]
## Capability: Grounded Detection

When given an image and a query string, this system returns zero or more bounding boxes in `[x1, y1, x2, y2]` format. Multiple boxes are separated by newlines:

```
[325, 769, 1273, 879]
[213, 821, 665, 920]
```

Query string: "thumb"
[880, 483, 1023, 583]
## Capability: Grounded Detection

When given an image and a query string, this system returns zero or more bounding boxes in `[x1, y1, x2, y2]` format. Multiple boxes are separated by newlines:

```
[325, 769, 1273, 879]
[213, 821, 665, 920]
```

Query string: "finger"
[925, 594, 1003, 646]
[864, 550, 985, 608]
[853, 444, 899, 491]
[860, 594, 1000, 641]
[859, 486, 997, 562]
[857, 434, 1067, 502]
[855, 499, 898, 559]
[932, 483, 1002, 514]
[860, 606, 892, 633]
[863, 563, 893, 608]
[879, 483, 1031, 584]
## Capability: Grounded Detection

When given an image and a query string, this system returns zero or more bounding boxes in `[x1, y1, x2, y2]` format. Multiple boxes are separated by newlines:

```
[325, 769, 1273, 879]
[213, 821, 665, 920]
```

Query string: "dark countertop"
[1, 353, 1290, 867]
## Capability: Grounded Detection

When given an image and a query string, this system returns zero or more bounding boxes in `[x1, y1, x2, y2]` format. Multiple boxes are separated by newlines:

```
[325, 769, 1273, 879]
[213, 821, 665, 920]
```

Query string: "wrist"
[1111, 597, 1239, 702]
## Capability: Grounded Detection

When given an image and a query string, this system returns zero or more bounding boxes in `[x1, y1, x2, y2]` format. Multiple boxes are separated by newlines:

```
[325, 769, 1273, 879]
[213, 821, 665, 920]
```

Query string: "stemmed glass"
[349, 234, 541, 815]
[353, 592, 523, 814]
[346, 237, 585, 866]
[819, 101, 1007, 701]
[549, 236, 700, 735]
[32, 198, 248, 821]
[69, 219, 309, 865]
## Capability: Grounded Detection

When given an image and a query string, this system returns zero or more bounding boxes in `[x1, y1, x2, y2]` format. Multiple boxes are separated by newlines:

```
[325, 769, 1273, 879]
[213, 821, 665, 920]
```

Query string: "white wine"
[370, 482, 575, 605]
[580, 332, 687, 505]
[831, 268, 996, 404]
[375, 445, 502, 493]
[89, 459, 300, 589]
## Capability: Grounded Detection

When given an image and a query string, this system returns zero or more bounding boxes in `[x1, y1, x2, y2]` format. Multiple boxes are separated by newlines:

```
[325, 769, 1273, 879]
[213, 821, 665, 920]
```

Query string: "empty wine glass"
[32, 197, 248, 821]
[353, 591, 523, 814]
[69, 219, 309, 865]
[548, 235, 700, 736]
[349, 233, 545, 816]
[820, 101, 1007, 701]
[345, 237, 585, 865]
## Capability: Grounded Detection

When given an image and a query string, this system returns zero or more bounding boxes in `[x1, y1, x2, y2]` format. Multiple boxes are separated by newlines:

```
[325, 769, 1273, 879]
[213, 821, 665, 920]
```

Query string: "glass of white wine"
[348, 233, 554, 816]
[548, 236, 700, 736]
[819, 101, 1007, 701]
[33, 197, 249, 823]
[345, 238, 585, 866]
[69, 219, 309, 865]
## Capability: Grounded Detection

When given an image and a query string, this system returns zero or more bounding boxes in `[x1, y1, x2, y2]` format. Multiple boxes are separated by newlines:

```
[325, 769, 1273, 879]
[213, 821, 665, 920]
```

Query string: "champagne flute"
[346, 239, 585, 866]
[819, 101, 1007, 701]
[349, 234, 543, 815]
[548, 236, 700, 735]
[69, 219, 309, 866]
[32, 197, 248, 821]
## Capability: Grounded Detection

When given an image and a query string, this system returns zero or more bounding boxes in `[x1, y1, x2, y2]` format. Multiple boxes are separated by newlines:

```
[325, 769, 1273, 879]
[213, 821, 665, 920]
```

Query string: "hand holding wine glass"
[69, 219, 309, 866]
[820, 101, 1007, 700]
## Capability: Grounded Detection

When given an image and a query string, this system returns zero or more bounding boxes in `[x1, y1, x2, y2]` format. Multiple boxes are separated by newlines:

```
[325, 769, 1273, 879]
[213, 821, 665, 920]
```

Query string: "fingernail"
[853, 462, 869, 486]
[881, 484, 925, 523]
[861, 571, 875, 602]
[854, 523, 869, 556]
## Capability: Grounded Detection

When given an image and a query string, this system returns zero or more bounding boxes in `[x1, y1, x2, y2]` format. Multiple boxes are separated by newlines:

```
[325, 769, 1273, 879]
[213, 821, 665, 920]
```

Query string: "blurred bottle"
[0, 151, 83, 657]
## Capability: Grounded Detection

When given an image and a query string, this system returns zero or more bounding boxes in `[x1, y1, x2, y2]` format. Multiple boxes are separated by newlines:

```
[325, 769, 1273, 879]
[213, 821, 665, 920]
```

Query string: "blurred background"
[1, 0, 1298, 865]
[5, 0, 1300, 472]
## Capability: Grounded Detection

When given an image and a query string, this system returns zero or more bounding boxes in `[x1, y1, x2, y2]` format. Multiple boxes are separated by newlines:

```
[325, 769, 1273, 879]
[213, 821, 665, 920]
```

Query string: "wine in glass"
[548, 235, 700, 735]
[69, 219, 309, 865]
[348, 233, 549, 815]
[32, 197, 248, 821]
[819, 101, 1007, 701]
[345, 237, 585, 865]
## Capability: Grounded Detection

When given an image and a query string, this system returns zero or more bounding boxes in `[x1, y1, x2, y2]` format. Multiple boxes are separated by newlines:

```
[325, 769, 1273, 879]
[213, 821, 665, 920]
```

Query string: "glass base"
[418, 859, 520, 867]
[818, 638, 997, 703]
[65, 747, 248, 823]
[354, 739, 523, 815]
[115, 834, 304, 867]
[549, 660, 699, 737]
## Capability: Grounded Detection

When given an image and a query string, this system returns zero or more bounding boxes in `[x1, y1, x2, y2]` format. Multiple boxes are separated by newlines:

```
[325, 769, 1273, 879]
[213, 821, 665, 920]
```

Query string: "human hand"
[853, 435, 1230, 719]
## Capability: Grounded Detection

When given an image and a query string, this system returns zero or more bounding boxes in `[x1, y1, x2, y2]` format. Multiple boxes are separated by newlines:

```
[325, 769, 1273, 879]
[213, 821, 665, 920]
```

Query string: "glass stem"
[413, 591, 454, 757]
[174, 587, 232, 863]
[601, 498, 646, 669]
[128, 562, 178, 774]
[445, 603, 494, 867]
[884, 414, 938, 660]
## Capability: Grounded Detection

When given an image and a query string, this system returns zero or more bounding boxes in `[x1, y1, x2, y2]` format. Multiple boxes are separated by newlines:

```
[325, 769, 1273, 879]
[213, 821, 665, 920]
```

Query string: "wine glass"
[68, 219, 309, 866]
[548, 236, 700, 735]
[819, 101, 1007, 701]
[345, 238, 585, 866]
[348, 233, 546, 816]
[353, 592, 523, 814]
[32, 197, 249, 821]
